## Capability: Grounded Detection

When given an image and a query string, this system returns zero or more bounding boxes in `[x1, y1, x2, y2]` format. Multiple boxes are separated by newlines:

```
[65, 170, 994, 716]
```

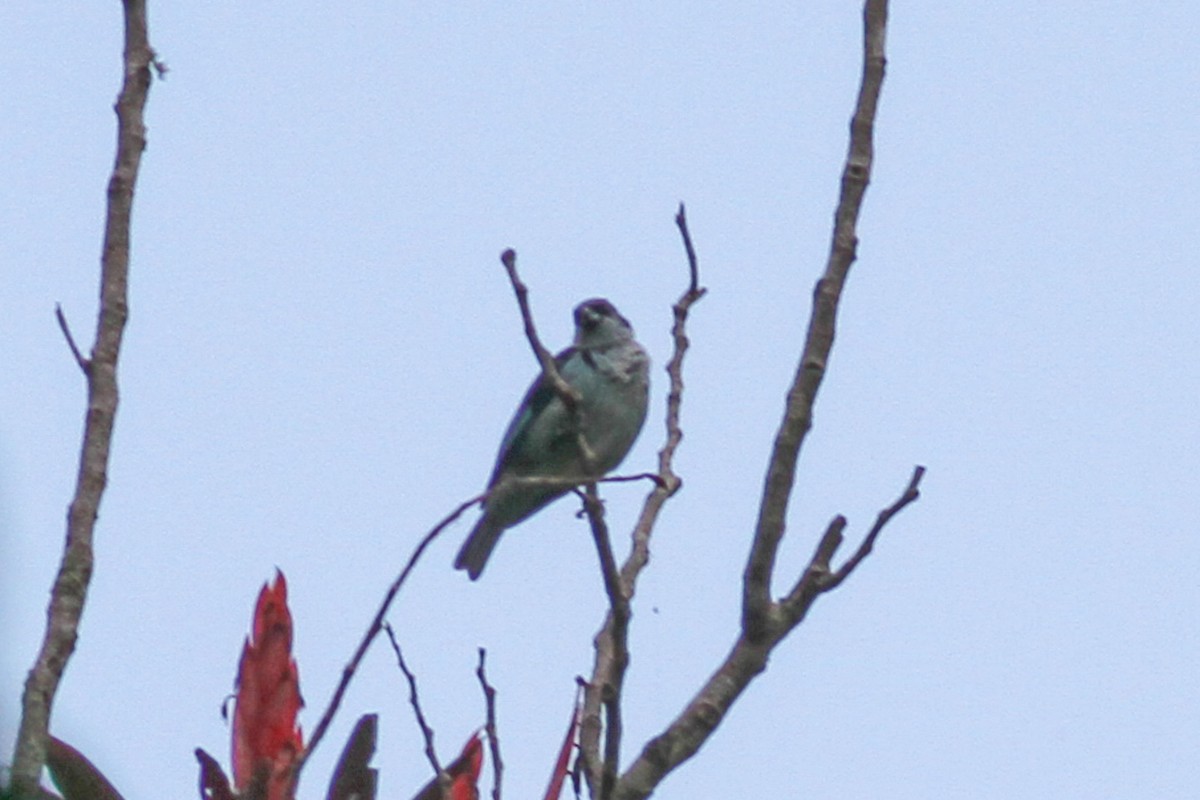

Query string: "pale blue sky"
[3, 2, 1198, 798]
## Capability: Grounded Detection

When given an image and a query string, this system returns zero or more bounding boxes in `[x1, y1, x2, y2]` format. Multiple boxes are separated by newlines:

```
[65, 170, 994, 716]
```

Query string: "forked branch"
[743, 0, 890, 642]
[608, 2, 906, 798]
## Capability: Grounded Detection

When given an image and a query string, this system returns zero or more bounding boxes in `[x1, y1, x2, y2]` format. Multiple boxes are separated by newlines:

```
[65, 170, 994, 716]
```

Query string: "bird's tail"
[454, 519, 504, 580]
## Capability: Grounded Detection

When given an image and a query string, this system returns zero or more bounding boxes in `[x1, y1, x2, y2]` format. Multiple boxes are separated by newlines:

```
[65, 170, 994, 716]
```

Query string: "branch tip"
[54, 304, 90, 374]
[825, 463, 924, 588]
[475, 648, 504, 800]
[673, 204, 702, 296]
[383, 623, 442, 780]
[498, 246, 594, 472]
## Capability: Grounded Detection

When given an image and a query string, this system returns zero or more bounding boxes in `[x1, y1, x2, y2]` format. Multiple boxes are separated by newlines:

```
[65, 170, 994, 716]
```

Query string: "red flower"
[232, 570, 304, 800]
[446, 733, 484, 800]
[543, 694, 581, 800]
[413, 733, 483, 800]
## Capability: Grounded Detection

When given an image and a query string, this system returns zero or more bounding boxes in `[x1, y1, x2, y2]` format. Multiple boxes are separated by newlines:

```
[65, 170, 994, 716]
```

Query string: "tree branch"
[382, 624, 444, 783]
[296, 456, 619, 793]
[620, 204, 707, 587]
[289, 492, 484, 793]
[54, 304, 90, 375]
[10, 1, 155, 793]
[783, 515, 848, 607]
[613, 466, 921, 800]
[476, 648, 504, 800]
[499, 248, 597, 469]
[742, 0, 889, 643]
[580, 204, 707, 795]
[578, 485, 628, 800]
[811, 465, 923, 592]
[609, 2, 897, 797]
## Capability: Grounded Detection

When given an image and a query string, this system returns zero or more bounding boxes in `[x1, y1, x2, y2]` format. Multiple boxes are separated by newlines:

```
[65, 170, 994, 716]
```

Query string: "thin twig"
[582, 489, 625, 610]
[598, 472, 667, 489]
[570, 676, 591, 799]
[822, 465, 924, 589]
[499, 249, 575, 403]
[476, 648, 503, 800]
[55, 304, 90, 374]
[676, 204, 702, 296]
[9, 1, 154, 793]
[289, 492, 485, 793]
[580, 204, 706, 794]
[503, 472, 662, 494]
[382, 623, 443, 781]
[776, 467, 922, 626]
[499, 248, 596, 469]
[622, 203, 708, 582]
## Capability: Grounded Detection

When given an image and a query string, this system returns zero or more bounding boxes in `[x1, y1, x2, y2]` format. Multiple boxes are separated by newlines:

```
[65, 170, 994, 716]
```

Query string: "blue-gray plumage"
[455, 298, 650, 579]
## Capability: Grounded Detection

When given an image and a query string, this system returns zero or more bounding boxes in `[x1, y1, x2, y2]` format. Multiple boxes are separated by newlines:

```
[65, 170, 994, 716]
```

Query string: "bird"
[455, 298, 650, 579]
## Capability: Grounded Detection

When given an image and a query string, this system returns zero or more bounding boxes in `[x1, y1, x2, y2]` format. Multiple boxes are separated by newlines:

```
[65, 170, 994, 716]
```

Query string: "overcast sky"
[3, 2, 1198, 799]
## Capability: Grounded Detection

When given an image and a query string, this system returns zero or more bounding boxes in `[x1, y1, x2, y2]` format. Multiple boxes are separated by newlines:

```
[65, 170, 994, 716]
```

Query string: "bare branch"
[742, 0, 889, 643]
[778, 466, 922, 628]
[476, 648, 504, 800]
[579, 485, 628, 800]
[675, 204, 702, 297]
[618, 633, 771, 800]
[499, 472, 661, 494]
[582, 487, 625, 615]
[382, 624, 443, 782]
[498, 248, 597, 469]
[580, 203, 706, 794]
[615, 465, 920, 800]
[610, 3, 897, 798]
[10, 1, 155, 792]
[783, 515, 848, 608]
[621, 203, 708, 586]
[290, 492, 484, 793]
[598, 472, 667, 489]
[54, 304, 90, 375]
[820, 465, 923, 589]
[499, 250, 579, 405]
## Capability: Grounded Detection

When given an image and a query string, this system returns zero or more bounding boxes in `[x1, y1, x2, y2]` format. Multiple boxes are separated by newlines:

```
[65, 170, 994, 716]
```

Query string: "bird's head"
[573, 298, 634, 346]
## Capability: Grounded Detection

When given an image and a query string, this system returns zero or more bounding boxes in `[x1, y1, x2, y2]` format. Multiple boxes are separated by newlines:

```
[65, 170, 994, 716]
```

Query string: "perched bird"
[455, 298, 650, 579]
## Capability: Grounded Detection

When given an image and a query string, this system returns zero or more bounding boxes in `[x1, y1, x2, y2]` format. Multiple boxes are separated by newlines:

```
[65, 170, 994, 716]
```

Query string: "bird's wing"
[486, 346, 582, 486]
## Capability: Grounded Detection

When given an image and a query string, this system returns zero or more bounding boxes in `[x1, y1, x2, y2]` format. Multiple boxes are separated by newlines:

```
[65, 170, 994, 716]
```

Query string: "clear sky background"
[3, 2, 1198, 798]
